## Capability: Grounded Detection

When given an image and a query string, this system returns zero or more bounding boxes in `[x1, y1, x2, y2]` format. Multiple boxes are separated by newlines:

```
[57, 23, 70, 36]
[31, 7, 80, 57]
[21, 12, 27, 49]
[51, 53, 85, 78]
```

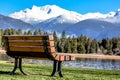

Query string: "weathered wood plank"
[8, 41, 54, 46]
[9, 46, 56, 53]
[3, 35, 54, 40]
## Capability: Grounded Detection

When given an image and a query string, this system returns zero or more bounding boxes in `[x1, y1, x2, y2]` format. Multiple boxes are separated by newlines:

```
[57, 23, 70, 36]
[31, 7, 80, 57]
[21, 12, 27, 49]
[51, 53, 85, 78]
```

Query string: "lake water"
[1, 54, 120, 70]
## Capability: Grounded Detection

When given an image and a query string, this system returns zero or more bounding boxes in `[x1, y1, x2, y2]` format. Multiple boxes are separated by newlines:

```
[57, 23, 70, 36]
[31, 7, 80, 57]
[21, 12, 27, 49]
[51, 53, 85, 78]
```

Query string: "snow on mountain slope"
[8, 5, 120, 39]
[83, 12, 107, 19]
[99, 9, 120, 23]
[0, 14, 33, 30]
[9, 5, 120, 24]
[34, 14, 76, 33]
[9, 5, 83, 24]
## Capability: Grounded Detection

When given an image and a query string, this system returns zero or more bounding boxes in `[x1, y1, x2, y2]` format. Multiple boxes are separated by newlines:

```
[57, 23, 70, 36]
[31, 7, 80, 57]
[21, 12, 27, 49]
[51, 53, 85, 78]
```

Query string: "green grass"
[0, 60, 120, 80]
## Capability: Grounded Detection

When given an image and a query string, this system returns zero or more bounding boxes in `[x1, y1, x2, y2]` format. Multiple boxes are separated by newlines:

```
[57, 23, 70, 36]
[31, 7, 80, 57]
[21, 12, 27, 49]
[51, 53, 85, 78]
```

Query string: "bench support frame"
[9, 59, 63, 77]
[51, 60, 63, 77]
[9, 58, 27, 75]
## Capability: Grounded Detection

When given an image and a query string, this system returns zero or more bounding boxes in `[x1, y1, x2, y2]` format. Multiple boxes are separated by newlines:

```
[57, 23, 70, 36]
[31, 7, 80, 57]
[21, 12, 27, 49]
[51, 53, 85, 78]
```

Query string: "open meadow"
[0, 60, 120, 80]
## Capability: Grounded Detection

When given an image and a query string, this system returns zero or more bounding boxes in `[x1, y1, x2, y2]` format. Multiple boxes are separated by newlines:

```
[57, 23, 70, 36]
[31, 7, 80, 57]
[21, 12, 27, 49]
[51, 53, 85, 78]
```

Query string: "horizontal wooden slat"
[9, 46, 55, 53]
[2, 35, 61, 60]
[8, 41, 54, 46]
[3, 35, 54, 40]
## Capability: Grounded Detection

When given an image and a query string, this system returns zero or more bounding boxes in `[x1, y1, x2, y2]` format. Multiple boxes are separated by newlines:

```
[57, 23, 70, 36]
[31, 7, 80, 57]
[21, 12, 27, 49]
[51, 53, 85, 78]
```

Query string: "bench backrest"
[3, 35, 56, 60]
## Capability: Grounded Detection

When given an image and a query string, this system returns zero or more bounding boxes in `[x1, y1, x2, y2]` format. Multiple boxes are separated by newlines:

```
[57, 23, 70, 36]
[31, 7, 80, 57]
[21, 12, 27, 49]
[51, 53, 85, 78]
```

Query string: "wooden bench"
[2, 35, 75, 77]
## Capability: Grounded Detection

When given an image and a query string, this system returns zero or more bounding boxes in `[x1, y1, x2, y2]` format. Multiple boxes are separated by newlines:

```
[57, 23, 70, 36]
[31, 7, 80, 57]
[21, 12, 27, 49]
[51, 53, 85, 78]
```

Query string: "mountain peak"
[114, 9, 120, 17]
[31, 5, 40, 11]
[31, 5, 63, 14]
[9, 5, 82, 24]
[9, 5, 120, 25]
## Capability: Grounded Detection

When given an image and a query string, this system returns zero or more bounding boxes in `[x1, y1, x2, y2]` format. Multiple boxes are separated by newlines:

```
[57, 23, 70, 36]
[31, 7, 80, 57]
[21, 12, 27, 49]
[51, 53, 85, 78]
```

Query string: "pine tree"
[77, 43, 86, 53]
[89, 39, 98, 53]
[64, 39, 72, 53]
[71, 37, 77, 53]
[17, 29, 23, 35]
[85, 38, 91, 53]
[61, 30, 66, 40]
[27, 30, 32, 35]
[34, 29, 42, 35]
[0, 29, 3, 47]
[53, 31, 59, 51]
[56, 40, 62, 52]
[53, 31, 58, 41]
[106, 40, 113, 55]
[60, 31, 67, 53]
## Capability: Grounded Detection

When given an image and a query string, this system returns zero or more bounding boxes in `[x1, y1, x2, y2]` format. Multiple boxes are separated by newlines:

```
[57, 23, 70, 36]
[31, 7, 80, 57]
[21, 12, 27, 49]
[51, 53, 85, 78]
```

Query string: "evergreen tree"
[64, 39, 72, 53]
[53, 31, 58, 41]
[53, 31, 58, 51]
[77, 43, 86, 53]
[24, 31, 27, 35]
[34, 29, 42, 35]
[61, 30, 66, 40]
[0, 29, 3, 47]
[101, 38, 109, 49]
[106, 40, 113, 55]
[60, 31, 67, 53]
[16, 29, 23, 35]
[85, 38, 91, 53]
[71, 37, 77, 53]
[56, 40, 62, 52]
[27, 30, 32, 35]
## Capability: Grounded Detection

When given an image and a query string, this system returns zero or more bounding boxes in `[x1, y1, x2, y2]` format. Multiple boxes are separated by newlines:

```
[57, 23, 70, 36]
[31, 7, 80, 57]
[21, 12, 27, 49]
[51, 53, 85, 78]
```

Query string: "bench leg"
[19, 58, 27, 75]
[57, 61, 63, 77]
[9, 58, 18, 75]
[9, 58, 27, 75]
[51, 61, 63, 77]
[51, 60, 57, 76]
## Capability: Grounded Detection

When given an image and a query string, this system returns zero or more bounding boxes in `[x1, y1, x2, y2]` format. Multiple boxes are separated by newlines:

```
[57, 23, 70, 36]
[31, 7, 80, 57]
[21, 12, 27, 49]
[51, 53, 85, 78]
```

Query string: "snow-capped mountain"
[8, 5, 120, 39]
[34, 14, 79, 32]
[9, 5, 120, 24]
[9, 5, 83, 24]
[114, 9, 120, 17]
[0, 14, 33, 30]
[98, 9, 120, 23]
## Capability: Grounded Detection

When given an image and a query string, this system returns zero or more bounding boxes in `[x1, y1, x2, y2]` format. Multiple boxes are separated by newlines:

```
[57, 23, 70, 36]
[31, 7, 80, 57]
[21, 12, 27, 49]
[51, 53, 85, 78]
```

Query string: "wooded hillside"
[0, 28, 120, 55]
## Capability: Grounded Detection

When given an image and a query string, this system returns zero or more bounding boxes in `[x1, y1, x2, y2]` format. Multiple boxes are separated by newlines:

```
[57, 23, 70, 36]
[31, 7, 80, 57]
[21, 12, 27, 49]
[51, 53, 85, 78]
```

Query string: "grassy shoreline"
[0, 60, 120, 80]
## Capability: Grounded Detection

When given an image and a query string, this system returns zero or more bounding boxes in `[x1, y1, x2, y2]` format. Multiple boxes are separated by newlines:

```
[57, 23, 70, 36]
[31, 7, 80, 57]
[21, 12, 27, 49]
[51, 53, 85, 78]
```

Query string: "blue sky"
[0, 0, 120, 16]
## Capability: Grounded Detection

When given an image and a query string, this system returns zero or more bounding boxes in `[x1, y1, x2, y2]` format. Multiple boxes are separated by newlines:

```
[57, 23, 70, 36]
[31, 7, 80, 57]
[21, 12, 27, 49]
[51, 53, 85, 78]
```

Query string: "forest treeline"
[0, 28, 120, 55]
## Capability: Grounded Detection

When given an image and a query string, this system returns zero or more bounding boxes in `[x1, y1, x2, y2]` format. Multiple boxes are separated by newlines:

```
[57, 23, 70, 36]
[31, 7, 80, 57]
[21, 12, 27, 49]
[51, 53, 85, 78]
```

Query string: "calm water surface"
[1, 54, 120, 70]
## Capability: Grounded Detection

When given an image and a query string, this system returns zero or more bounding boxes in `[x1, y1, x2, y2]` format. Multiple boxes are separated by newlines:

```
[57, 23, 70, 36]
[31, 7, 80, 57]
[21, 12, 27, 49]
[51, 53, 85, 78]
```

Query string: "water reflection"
[63, 58, 120, 70]
[1, 54, 120, 70]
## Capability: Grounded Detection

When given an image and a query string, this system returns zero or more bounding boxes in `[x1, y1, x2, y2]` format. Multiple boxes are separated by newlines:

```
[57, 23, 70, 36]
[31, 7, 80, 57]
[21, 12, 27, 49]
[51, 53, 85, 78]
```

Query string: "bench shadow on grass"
[0, 71, 52, 77]
[0, 71, 10, 74]
[0, 71, 20, 75]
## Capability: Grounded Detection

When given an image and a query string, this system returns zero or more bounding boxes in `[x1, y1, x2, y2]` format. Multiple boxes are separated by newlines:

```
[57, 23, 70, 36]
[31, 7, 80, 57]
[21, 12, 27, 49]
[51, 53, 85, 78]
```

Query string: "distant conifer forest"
[0, 28, 120, 55]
